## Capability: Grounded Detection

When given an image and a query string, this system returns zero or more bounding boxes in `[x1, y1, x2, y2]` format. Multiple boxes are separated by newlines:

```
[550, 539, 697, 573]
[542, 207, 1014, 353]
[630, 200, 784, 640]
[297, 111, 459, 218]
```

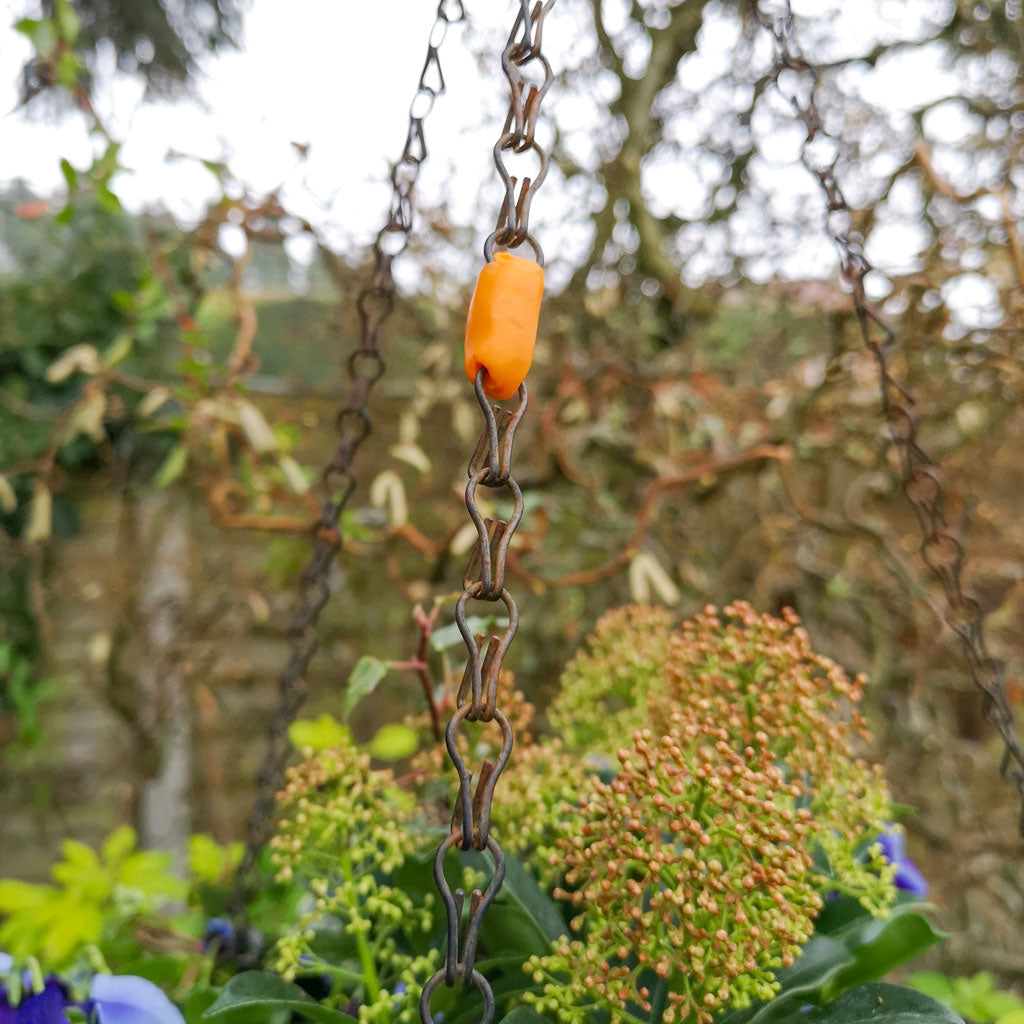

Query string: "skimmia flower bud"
[495, 602, 897, 1023]
[270, 732, 435, 1021]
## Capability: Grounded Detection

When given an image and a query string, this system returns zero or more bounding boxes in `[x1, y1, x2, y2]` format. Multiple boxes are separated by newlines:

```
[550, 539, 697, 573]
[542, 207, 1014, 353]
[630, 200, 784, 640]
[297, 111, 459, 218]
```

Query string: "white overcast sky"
[0, 0, 986, 305]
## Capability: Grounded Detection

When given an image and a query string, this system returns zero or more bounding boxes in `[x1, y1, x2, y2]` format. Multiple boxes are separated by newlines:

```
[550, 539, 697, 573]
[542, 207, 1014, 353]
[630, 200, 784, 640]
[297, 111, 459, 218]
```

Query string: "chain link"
[756, 0, 1024, 836]
[421, 4, 556, 1021]
[228, 0, 467, 925]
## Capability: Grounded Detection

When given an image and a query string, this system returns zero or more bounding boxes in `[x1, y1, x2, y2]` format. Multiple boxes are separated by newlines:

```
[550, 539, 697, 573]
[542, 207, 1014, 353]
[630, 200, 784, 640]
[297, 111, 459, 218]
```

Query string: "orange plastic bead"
[464, 252, 544, 400]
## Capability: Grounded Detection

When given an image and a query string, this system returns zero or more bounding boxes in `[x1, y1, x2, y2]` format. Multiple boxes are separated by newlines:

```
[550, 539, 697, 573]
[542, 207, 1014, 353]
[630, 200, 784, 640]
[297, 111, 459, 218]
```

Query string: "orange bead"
[464, 252, 544, 400]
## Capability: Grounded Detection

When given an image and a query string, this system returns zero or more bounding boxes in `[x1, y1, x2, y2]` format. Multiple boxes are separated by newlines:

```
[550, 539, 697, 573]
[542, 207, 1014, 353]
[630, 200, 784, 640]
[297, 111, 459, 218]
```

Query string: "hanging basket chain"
[228, 0, 467, 925]
[420, 4, 556, 1022]
[756, 0, 1024, 836]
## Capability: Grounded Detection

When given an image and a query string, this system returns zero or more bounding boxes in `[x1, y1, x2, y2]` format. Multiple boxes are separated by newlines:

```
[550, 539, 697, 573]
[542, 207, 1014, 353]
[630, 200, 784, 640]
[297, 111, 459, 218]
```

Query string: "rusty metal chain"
[228, 0, 467, 925]
[756, 0, 1024, 835]
[420, 4, 556, 1022]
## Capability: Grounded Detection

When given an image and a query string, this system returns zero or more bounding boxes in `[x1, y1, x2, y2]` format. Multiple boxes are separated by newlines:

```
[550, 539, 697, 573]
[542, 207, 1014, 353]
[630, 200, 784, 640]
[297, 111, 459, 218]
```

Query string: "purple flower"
[0, 953, 13, 1024]
[877, 829, 928, 897]
[10, 985, 69, 1024]
[201, 918, 234, 954]
[90, 975, 185, 1024]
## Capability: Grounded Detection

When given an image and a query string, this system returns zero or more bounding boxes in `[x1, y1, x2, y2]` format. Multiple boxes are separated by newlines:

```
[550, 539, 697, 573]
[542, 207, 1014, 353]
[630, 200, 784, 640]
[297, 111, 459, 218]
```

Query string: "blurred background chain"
[757, 0, 1024, 837]
[228, 0, 468, 928]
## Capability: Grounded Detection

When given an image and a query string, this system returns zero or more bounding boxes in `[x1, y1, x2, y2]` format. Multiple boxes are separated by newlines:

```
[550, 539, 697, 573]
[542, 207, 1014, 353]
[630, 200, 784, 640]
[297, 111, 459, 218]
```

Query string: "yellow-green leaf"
[102, 331, 133, 368]
[368, 723, 418, 762]
[101, 825, 137, 867]
[288, 714, 349, 753]
[154, 444, 188, 488]
[189, 834, 242, 884]
[0, 879, 54, 913]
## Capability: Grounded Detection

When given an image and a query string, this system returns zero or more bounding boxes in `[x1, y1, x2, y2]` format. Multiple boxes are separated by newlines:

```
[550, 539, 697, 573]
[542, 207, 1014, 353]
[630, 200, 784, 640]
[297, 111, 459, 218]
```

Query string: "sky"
[0, 0, 993, 310]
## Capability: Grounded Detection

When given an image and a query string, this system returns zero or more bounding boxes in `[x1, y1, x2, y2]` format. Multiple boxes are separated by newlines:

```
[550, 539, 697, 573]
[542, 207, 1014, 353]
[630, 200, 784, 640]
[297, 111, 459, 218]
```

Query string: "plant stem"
[339, 849, 381, 1003]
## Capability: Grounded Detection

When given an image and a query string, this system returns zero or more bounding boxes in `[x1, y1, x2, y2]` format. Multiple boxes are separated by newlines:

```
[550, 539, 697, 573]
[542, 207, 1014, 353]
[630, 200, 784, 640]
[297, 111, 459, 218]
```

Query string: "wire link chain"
[484, 1, 556, 264]
[756, 0, 1024, 836]
[228, 0, 467, 925]
[421, 4, 556, 1021]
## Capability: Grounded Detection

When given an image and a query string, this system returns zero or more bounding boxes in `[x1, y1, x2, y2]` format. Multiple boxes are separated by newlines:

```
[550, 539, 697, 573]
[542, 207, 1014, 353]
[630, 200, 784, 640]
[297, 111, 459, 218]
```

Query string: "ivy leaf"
[203, 972, 356, 1023]
[342, 656, 389, 721]
[795, 982, 963, 1023]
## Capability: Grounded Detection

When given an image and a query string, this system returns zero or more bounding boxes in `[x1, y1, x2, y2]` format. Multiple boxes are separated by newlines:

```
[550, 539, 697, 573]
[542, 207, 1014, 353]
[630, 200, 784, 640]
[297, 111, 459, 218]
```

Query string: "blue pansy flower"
[10, 984, 69, 1024]
[877, 828, 928, 897]
[201, 918, 234, 958]
[90, 975, 185, 1024]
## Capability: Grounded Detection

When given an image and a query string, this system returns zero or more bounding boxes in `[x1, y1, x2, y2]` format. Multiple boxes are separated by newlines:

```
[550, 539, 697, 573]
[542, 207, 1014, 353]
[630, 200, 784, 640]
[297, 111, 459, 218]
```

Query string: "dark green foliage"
[39, 0, 242, 95]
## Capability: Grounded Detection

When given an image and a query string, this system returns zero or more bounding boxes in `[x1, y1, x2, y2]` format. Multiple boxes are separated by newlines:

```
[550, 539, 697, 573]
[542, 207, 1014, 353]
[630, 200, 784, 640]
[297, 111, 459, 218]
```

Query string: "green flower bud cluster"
[270, 731, 435, 1020]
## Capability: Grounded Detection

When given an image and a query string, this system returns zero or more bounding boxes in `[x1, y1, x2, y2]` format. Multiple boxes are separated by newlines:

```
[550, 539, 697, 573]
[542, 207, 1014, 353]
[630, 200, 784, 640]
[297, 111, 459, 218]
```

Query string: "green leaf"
[480, 853, 567, 957]
[103, 331, 134, 368]
[824, 911, 946, 1001]
[14, 18, 56, 55]
[101, 825, 137, 866]
[795, 982, 963, 1023]
[154, 444, 188, 488]
[203, 972, 356, 1023]
[60, 159, 78, 193]
[368, 723, 418, 761]
[498, 1011, 554, 1023]
[0, 880, 53, 913]
[288, 714, 349, 753]
[54, 0, 80, 42]
[904, 972, 955, 1005]
[183, 987, 219, 1024]
[342, 656, 389, 720]
[718, 936, 857, 1024]
[95, 184, 122, 214]
[56, 50, 79, 89]
[188, 834, 242, 883]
